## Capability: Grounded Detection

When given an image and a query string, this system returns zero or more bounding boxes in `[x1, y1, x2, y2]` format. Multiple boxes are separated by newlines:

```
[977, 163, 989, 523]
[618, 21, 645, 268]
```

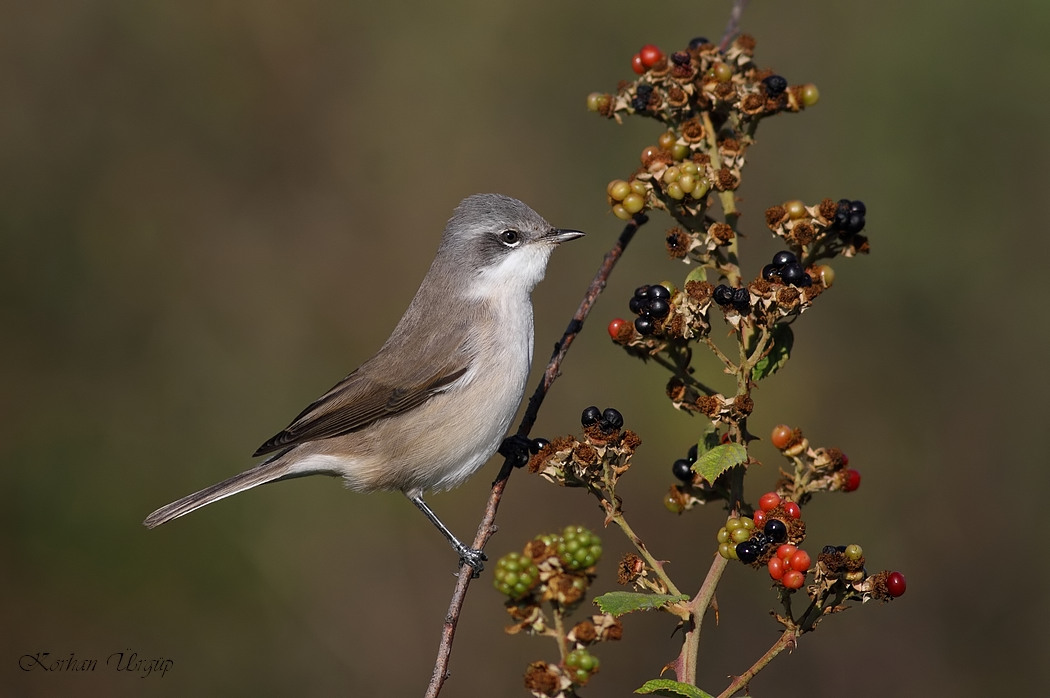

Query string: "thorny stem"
[608, 509, 683, 599]
[424, 214, 648, 698]
[716, 628, 795, 698]
[677, 553, 729, 684]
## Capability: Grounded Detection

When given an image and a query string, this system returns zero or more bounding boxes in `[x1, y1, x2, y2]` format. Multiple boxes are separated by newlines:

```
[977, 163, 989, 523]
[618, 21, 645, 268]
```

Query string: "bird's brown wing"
[252, 361, 469, 457]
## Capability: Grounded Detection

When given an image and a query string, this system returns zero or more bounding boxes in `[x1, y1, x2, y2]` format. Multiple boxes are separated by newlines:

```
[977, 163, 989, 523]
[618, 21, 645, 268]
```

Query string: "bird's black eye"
[498, 229, 521, 247]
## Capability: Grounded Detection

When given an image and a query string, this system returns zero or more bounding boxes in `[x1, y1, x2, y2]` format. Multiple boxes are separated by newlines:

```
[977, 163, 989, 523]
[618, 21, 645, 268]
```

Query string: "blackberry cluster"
[761, 74, 788, 97]
[631, 83, 654, 112]
[830, 198, 866, 235]
[557, 525, 603, 571]
[712, 283, 750, 311]
[493, 551, 541, 600]
[761, 250, 812, 287]
[734, 518, 790, 563]
[581, 405, 624, 431]
[671, 443, 699, 482]
[628, 284, 671, 336]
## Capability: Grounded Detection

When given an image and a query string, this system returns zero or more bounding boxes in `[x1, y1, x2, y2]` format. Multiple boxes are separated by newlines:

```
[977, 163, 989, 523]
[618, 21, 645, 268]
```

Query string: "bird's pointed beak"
[547, 228, 585, 244]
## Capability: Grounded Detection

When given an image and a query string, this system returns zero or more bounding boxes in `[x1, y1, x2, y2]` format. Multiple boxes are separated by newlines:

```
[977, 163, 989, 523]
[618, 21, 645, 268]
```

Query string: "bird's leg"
[409, 494, 487, 576]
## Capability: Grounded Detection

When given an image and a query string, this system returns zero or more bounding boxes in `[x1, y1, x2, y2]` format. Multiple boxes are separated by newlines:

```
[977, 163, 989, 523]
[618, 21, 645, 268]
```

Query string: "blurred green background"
[3, 1, 1047, 695]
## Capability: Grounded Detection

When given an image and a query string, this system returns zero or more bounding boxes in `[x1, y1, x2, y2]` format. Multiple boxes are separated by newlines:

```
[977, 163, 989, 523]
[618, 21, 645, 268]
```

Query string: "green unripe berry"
[730, 527, 751, 544]
[681, 161, 699, 176]
[630, 179, 648, 196]
[845, 544, 863, 561]
[717, 527, 730, 544]
[710, 62, 733, 82]
[622, 193, 645, 214]
[692, 178, 711, 198]
[662, 166, 681, 184]
[817, 264, 835, 287]
[718, 542, 732, 559]
[677, 174, 696, 194]
[607, 179, 631, 201]
[740, 516, 755, 530]
[657, 130, 677, 151]
[493, 552, 540, 600]
[671, 143, 690, 161]
[666, 182, 685, 200]
[785, 200, 807, 219]
[557, 525, 603, 570]
[612, 204, 632, 221]
[664, 493, 684, 513]
[800, 83, 820, 106]
[586, 92, 609, 112]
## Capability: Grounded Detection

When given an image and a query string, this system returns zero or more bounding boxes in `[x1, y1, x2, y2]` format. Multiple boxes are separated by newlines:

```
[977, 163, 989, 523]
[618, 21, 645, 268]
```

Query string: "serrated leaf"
[593, 592, 688, 617]
[693, 443, 747, 483]
[753, 324, 793, 380]
[635, 678, 715, 698]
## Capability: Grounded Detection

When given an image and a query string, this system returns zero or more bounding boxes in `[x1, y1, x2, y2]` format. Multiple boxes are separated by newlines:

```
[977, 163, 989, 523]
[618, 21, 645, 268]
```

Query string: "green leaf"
[635, 678, 716, 698]
[693, 443, 747, 483]
[753, 324, 793, 381]
[593, 591, 688, 617]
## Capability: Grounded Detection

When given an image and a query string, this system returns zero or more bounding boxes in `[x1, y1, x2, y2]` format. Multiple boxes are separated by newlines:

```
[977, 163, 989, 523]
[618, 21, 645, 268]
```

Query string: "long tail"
[144, 455, 302, 529]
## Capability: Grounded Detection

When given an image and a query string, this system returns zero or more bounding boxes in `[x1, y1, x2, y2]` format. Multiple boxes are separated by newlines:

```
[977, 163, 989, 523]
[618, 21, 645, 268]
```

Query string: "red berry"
[770, 424, 792, 450]
[840, 451, 850, 467]
[608, 318, 626, 340]
[767, 556, 785, 580]
[776, 544, 797, 561]
[782, 569, 805, 589]
[789, 550, 811, 572]
[752, 510, 767, 528]
[631, 54, 645, 74]
[783, 501, 801, 519]
[843, 468, 861, 492]
[758, 492, 781, 512]
[639, 44, 663, 68]
[886, 571, 907, 597]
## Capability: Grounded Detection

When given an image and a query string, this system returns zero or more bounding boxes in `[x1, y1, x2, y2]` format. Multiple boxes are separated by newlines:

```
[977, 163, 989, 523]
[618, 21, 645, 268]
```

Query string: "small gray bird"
[144, 194, 583, 570]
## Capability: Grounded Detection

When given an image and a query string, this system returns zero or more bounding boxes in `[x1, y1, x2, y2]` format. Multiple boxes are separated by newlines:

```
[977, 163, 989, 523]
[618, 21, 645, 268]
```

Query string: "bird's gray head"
[436, 194, 584, 296]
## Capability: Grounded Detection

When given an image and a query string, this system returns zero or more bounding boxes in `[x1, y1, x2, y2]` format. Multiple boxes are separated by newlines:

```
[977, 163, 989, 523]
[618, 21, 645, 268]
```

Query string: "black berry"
[849, 200, 866, 216]
[636, 84, 654, 99]
[672, 458, 693, 482]
[688, 37, 709, 50]
[762, 263, 779, 281]
[601, 407, 624, 430]
[671, 51, 691, 66]
[529, 438, 550, 454]
[822, 545, 839, 555]
[648, 284, 671, 300]
[771, 250, 797, 268]
[634, 285, 651, 299]
[731, 286, 750, 311]
[635, 317, 654, 335]
[762, 75, 788, 97]
[648, 298, 670, 318]
[736, 540, 762, 564]
[631, 95, 648, 112]
[779, 263, 807, 286]
[713, 284, 734, 305]
[687, 444, 698, 463]
[581, 406, 601, 427]
[764, 519, 787, 543]
[629, 296, 647, 315]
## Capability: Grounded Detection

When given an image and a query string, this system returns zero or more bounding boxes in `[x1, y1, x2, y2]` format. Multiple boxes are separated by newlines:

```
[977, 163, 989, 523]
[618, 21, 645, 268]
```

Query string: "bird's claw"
[457, 546, 488, 577]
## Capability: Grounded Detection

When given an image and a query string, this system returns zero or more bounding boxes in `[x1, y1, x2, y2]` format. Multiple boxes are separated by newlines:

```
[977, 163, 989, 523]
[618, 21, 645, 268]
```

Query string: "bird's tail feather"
[144, 456, 297, 529]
